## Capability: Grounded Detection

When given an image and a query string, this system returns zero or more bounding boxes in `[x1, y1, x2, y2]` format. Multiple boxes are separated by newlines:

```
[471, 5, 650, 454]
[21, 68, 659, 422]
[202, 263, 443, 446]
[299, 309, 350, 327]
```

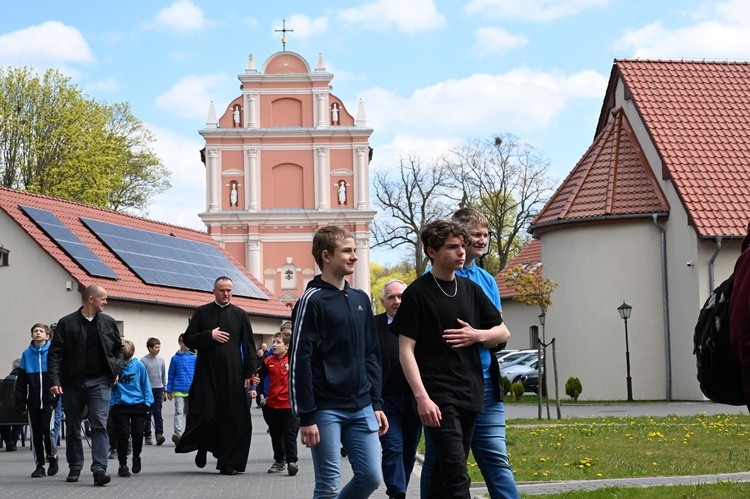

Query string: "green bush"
[510, 382, 525, 401]
[565, 376, 583, 401]
[502, 376, 511, 395]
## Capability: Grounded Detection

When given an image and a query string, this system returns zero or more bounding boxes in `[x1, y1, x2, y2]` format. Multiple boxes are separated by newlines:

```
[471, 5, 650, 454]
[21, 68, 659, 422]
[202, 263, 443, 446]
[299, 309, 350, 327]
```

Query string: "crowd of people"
[3, 207, 521, 498]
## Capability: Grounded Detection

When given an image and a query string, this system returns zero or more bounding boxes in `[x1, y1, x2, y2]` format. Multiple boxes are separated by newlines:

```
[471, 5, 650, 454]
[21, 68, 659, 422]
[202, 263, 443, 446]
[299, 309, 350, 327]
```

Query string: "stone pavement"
[0, 401, 747, 498]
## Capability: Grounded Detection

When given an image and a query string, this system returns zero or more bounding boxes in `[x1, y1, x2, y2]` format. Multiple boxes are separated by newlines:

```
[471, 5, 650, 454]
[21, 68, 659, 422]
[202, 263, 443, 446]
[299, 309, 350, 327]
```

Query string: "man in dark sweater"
[48, 284, 123, 487]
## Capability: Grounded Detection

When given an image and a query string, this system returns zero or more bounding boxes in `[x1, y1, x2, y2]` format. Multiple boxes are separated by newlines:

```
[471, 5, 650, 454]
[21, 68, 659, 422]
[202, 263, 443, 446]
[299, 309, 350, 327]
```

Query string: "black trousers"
[27, 404, 57, 467]
[110, 404, 149, 466]
[261, 405, 299, 464]
[425, 404, 477, 499]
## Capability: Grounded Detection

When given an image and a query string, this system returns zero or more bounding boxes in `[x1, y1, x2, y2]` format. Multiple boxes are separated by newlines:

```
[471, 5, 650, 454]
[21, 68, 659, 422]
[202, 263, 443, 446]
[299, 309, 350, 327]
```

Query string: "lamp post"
[617, 301, 633, 402]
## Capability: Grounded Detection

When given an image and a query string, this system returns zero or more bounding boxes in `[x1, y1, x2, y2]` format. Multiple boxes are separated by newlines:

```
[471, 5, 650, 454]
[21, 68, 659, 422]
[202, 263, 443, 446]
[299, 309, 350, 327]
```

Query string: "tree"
[371, 155, 452, 275]
[0, 66, 170, 214]
[504, 262, 559, 419]
[443, 133, 556, 270]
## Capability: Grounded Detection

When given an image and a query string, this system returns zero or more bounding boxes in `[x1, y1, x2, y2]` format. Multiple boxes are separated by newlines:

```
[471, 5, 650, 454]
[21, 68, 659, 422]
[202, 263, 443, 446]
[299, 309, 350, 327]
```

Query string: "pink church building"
[199, 51, 376, 308]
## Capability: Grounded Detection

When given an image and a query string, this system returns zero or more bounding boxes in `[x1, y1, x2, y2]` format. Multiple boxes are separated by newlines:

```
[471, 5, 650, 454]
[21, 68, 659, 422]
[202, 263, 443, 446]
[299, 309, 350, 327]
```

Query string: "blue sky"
[2, 0, 749, 264]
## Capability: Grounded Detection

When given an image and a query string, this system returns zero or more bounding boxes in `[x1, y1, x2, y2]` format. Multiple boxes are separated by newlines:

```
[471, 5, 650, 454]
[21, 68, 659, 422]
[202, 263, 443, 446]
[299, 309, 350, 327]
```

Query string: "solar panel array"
[81, 218, 268, 300]
[20, 205, 119, 280]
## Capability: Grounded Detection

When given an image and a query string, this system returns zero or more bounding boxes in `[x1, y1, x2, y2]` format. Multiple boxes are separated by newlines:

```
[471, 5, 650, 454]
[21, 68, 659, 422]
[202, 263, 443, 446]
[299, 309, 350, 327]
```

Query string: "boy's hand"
[300, 424, 320, 448]
[251, 375, 260, 386]
[162, 392, 168, 401]
[166, 392, 173, 401]
[375, 410, 389, 436]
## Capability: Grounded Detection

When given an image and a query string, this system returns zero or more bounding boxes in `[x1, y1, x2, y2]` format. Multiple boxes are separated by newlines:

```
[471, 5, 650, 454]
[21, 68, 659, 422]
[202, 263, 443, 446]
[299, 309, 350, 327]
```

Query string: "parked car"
[497, 350, 537, 368]
[519, 370, 546, 395]
[501, 357, 539, 384]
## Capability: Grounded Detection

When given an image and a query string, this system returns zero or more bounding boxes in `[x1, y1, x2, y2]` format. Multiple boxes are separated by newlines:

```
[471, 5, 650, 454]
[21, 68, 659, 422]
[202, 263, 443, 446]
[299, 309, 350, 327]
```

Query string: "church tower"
[199, 52, 376, 308]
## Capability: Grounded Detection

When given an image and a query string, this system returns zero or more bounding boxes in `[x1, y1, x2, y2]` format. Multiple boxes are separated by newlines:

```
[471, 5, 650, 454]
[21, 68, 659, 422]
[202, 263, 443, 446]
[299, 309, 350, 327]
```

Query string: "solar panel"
[80, 218, 268, 300]
[19, 205, 119, 280]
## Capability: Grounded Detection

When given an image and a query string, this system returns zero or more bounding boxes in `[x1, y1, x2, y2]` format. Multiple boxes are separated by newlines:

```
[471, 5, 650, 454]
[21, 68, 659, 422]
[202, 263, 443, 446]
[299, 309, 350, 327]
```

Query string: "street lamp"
[617, 301, 634, 402]
[538, 313, 545, 326]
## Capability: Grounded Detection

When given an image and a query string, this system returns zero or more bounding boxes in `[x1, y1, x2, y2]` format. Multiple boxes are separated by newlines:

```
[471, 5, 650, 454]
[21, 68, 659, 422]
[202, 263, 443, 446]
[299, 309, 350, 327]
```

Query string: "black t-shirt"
[389, 272, 502, 411]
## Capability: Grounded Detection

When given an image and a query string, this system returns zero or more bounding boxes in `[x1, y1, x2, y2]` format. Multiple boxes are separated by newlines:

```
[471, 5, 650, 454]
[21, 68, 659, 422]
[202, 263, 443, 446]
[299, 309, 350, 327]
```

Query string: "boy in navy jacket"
[15, 323, 59, 478]
[289, 225, 388, 498]
[110, 340, 153, 478]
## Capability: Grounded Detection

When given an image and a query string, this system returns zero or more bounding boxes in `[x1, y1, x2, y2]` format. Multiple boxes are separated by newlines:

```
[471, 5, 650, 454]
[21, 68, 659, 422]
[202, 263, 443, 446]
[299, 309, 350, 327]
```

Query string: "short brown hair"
[274, 331, 291, 346]
[146, 337, 160, 349]
[452, 207, 489, 229]
[30, 323, 50, 336]
[122, 340, 135, 361]
[312, 226, 353, 269]
[421, 220, 470, 262]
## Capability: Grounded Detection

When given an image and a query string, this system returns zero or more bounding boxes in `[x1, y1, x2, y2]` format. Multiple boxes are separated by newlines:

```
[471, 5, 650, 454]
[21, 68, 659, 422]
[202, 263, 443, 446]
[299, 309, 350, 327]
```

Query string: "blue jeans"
[421, 379, 518, 499]
[310, 406, 382, 499]
[379, 393, 422, 498]
[62, 375, 112, 473]
[471, 378, 519, 499]
[145, 388, 164, 436]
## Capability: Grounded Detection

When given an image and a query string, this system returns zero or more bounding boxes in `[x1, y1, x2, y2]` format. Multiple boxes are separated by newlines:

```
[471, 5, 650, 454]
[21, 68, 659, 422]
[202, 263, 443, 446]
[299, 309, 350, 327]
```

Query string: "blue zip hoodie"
[16, 340, 58, 412]
[110, 358, 153, 408]
[288, 275, 382, 426]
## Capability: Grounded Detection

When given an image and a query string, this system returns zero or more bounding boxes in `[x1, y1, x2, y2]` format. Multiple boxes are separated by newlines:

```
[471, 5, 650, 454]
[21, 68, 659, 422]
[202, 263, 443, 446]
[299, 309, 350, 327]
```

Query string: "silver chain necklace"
[431, 272, 458, 298]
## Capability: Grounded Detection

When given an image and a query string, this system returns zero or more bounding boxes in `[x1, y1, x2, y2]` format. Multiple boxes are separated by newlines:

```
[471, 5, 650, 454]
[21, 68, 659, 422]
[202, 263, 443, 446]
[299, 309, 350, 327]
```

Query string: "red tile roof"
[532, 107, 670, 232]
[533, 59, 750, 239]
[496, 239, 542, 300]
[0, 187, 291, 318]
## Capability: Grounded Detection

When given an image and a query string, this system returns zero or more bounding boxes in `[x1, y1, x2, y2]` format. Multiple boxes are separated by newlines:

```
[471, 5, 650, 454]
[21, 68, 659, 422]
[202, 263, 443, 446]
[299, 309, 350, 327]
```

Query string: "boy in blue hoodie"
[15, 323, 59, 478]
[288, 225, 388, 498]
[166, 334, 196, 445]
[110, 340, 153, 478]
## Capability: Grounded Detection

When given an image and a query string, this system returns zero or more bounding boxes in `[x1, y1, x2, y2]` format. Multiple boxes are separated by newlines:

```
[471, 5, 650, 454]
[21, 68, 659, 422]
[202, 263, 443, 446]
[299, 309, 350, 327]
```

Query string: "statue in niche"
[331, 103, 339, 124]
[337, 180, 347, 205]
[233, 106, 240, 127]
[230, 183, 238, 206]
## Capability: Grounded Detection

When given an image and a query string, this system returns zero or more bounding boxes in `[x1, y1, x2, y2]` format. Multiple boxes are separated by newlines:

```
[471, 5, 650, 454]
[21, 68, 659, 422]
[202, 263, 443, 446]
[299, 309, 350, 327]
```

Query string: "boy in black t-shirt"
[390, 220, 510, 499]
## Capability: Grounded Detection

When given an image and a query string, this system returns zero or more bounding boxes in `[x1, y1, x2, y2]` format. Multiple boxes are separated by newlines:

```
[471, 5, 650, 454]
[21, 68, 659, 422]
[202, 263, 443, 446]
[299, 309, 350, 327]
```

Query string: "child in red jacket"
[252, 331, 298, 476]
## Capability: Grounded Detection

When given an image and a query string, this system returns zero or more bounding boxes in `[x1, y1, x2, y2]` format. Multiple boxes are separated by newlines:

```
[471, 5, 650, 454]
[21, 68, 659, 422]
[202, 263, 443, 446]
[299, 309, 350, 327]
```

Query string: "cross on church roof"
[275, 19, 293, 51]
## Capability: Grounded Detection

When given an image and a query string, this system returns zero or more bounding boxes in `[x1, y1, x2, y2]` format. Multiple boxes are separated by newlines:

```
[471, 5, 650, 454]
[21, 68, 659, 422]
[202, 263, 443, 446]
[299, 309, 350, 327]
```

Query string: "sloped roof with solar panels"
[0, 186, 291, 318]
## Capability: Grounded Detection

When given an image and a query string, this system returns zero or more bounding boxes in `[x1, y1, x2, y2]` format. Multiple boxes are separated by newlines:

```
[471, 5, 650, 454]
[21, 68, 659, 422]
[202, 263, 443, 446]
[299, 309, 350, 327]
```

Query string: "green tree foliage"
[565, 376, 583, 402]
[0, 66, 170, 214]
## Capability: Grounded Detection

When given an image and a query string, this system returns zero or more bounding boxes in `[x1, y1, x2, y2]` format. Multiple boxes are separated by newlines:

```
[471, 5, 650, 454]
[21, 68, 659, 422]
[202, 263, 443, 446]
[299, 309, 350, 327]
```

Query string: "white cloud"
[85, 76, 121, 94]
[370, 134, 461, 172]
[465, 0, 608, 22]
[360, 68, 607, 139]
[614, 0, 750, 59]
[153, 0, 209, 34]
[282, 14, 328, 39]
[0, 21, 94, 67]
[337, 0, 446, 32]
[155, 73, 234, 119]
[147, 126, 207, 231]
[472, 27, 528, 56]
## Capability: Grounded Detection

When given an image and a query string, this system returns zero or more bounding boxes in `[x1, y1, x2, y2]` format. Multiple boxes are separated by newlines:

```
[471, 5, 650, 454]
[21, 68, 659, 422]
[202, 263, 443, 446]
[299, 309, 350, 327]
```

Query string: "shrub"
[510, 382, 525, 401]
[502, 376, 511, 395]
[565, 376, 583, 401]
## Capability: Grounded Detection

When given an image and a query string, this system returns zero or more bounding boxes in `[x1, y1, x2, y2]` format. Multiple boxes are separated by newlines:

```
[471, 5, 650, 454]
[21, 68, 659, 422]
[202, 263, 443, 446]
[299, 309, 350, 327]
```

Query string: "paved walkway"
[0, 401, 746, 497]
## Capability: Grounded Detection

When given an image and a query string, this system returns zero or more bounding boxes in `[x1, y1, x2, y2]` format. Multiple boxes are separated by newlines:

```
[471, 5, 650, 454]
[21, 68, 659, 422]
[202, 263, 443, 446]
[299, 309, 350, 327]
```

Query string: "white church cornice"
[199, 210, 377, 227]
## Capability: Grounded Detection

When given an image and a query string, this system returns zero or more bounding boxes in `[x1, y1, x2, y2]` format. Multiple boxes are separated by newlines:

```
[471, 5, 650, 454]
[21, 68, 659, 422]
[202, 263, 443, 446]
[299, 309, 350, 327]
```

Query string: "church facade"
[199, 51, 376, 308]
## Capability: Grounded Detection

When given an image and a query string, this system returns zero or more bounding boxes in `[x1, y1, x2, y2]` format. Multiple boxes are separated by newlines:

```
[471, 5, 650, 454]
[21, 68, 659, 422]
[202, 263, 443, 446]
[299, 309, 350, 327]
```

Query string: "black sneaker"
[47, 457, 59, 476]
[132, 456, 141, 474]
[108, 448, 117, 459]
[118, 465, 131, 478]
[31, 466, 46, 478]
[6, 440, 17, 452]
[66, 469, 80, 483]
[195, 449, 207, 468]
[93, 470, 111, 486]
[287, 461, 299, 476]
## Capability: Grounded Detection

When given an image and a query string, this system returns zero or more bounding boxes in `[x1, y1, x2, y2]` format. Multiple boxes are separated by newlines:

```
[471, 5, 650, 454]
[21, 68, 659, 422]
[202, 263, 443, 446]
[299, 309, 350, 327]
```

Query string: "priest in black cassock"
[175, 276, 257, 475]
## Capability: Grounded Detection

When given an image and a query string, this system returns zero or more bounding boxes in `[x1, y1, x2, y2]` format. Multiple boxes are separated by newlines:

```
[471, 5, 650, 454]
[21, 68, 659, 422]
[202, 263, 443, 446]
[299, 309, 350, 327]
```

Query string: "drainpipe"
[652, 214, 672, 401]
[708, 237, 722, 292]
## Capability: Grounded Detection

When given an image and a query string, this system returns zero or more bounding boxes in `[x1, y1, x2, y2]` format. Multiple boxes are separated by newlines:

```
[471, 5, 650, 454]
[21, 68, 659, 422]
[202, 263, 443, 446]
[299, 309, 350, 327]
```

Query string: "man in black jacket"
[48, 284, 123, 487]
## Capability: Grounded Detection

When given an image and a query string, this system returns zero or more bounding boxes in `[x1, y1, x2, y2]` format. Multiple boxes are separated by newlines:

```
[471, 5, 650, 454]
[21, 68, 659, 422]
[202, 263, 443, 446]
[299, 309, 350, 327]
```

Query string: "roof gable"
[0, 187, 290, 317]
[607, 59, 750, 238]
[532, 108, 669, 231]
[496, 239, 542, 300]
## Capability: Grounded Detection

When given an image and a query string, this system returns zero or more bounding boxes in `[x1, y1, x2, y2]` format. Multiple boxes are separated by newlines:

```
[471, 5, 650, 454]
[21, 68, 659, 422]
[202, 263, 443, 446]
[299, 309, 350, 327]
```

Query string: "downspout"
[708, 237, 722, 292]
[652, 214, 672, 400]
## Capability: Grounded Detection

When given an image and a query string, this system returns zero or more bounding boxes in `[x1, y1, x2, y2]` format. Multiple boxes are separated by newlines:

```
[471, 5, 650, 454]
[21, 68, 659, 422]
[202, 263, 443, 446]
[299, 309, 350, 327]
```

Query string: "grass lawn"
[522, 482, 750, 498]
